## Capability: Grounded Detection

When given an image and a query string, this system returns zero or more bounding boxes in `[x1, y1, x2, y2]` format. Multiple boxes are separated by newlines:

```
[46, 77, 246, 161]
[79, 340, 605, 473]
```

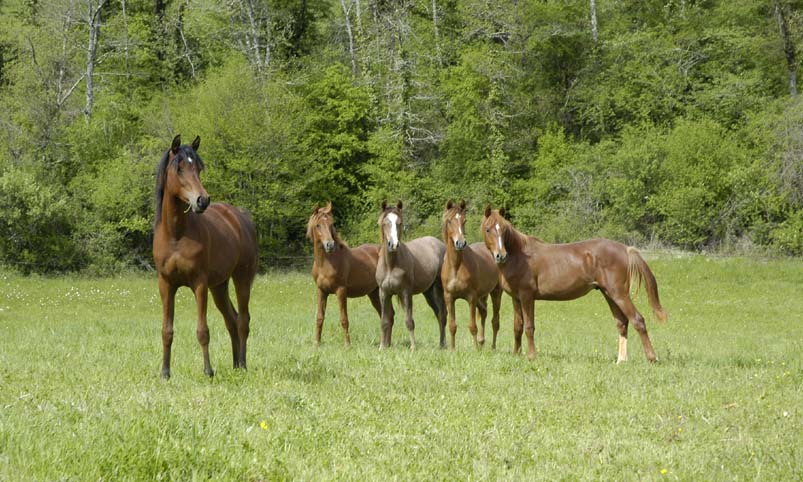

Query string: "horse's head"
[307, 202, 337, 253]
[164, 134, 210, 214]
[442, 199, 468, 251]
[378, 200, 403, 252]
[482, 205, 509, 264]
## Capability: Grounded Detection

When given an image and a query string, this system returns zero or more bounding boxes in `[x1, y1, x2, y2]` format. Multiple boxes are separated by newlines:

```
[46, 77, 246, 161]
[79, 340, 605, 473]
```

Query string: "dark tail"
[626, 247, 668, 323]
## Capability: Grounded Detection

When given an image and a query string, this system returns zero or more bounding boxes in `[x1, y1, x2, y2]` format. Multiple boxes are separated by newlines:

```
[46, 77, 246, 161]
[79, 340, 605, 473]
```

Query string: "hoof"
[161, 369, 171, 380]
[204, 368, 215, 377]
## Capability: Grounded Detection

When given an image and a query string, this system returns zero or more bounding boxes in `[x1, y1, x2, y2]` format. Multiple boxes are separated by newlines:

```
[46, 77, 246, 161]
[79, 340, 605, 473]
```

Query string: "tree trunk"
[85, 0, 106, 121]
[340, 0, 357, 75]
[432, 0, 442, 65]
[775, 1, 798, 96]
[590, 0, 598, 43]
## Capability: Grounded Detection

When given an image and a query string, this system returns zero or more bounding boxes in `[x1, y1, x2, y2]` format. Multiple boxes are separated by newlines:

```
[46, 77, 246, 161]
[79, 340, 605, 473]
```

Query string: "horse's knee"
[162, 329, 174, 344]
[196, 328, 210, 345]
[524, 323, 534, 337]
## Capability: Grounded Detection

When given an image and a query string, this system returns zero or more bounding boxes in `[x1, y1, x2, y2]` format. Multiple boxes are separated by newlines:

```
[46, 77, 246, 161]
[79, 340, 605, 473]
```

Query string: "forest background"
[1, 0, 803, 274]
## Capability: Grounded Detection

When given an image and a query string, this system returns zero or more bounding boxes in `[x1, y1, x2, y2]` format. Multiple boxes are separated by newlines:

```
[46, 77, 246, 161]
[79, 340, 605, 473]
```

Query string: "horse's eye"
[316, 224, 320, 228]
[485, 228, 490, 233]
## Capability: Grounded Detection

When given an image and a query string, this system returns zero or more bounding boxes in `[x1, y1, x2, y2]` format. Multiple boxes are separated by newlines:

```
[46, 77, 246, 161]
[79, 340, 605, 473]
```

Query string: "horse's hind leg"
[211, 281, 240, 369]
[232, 272, 254, 369]
[193, 282, 215, 377]
[400, 290, 416, 351]
[603, 294, 628, 363]
[608, 292, 657, 362]
[423, 280, 447, 349]
[475, 295, 488, 348]
[336, 287, 351, 347]
[490, 286, 502, 350]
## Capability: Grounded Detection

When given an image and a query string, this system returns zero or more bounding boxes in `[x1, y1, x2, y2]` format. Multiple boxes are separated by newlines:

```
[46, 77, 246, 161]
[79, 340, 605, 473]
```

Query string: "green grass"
[1, 254, 802, 481]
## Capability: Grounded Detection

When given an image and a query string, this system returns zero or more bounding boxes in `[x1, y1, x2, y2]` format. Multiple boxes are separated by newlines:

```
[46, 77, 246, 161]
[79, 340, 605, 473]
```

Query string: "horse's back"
[405, 236, 446, 292]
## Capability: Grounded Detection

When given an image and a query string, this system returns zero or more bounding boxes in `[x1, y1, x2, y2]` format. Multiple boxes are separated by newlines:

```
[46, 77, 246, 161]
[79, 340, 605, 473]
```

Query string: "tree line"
[1, 0, 802, 274]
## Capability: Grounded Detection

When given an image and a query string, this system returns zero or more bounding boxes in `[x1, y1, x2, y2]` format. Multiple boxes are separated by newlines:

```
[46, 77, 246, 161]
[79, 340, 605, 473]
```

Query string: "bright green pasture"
[1, 254, 801, 481]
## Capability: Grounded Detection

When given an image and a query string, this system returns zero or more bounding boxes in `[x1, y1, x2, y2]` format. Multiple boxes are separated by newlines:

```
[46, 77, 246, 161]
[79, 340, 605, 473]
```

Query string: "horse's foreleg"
[159, 277, 177, 379]
[194, 282, 214, 377]
[379, 288, 393, 349]
[511, 296, 524, 355]
[315, 287, 328, 346]
[444, 291, 457, 351]
[336, 287, 351, 347]
[401, 290, 416, 351]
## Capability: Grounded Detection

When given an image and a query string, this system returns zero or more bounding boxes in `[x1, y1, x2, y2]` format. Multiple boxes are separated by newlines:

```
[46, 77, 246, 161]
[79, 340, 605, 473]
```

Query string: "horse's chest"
[155, 241, 204, 281]
[445, 276, 468, 295]
[379, 267, 407, 293]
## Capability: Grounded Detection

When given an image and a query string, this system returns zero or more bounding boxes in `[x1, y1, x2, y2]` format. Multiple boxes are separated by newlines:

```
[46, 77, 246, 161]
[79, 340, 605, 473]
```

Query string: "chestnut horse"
[153, 135, 258, 378]
[307, 202, 387, 346]
[440, 200, 502, 350]
[481, 206, 667, 362]
[376, 201, 447, 350]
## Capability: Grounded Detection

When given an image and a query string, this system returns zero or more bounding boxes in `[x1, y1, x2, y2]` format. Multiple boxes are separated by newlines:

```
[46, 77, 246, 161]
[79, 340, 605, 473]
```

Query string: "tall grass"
[0, 254, 801, 480]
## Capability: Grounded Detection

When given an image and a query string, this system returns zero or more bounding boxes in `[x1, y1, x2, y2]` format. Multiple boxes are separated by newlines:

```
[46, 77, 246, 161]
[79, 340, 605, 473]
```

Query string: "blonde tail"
[627, 247, 668, 323]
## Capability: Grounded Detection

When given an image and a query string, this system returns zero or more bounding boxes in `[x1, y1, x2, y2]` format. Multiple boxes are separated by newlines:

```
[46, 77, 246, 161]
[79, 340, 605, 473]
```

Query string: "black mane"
[153, 145, 205, 228]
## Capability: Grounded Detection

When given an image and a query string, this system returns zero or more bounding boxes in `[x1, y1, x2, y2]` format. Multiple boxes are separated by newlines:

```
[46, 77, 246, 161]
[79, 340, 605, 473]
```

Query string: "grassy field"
[0, 253, 802, 481]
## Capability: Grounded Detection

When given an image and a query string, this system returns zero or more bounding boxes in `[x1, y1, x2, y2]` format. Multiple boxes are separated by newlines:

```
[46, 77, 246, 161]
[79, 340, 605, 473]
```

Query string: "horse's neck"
[157, 193, 191, 239]
[506, 226, 533, 257]
[381, 243, 401, 269]
[444, 241, 463, 271]
[312, 239, 341, 267]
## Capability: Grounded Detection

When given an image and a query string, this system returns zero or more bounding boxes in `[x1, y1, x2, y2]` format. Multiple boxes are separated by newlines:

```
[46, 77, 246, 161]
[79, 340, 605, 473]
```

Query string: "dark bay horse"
[481, 206, 667, 362]
[153, 135, 258, 378]
[376, 201, 447, 350]
[307, 202, 387, 346]
[440, 200, 502, 350]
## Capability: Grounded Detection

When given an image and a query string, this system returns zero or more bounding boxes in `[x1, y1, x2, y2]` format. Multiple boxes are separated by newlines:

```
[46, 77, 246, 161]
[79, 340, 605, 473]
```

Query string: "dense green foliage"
[1, 256, 802, 479]
[1, 0, 803, 272]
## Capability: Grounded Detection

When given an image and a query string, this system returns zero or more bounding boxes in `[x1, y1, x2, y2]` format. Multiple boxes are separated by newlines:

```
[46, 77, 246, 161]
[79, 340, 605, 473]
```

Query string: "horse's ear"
[499, 207, 507, 218]
[381, 200, 388, 211]
[191, 136, 200, 152]
[171, 134, 181, 154]
[396, 200, 403, 210]
[324, 201, 333, 213]
[484, 204, 492, 218]
[459, 199, 466, 210]
[446, 199, 454, 210]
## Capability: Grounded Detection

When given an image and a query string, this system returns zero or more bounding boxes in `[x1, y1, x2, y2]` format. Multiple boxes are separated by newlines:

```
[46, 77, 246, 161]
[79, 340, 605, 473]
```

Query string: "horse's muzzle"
[454, 239, 467, 250]
[494, 252, 507, 264]
[193, 195, 210, 213]
[387, 240, 399, 252]
[324, 241, 336, 253]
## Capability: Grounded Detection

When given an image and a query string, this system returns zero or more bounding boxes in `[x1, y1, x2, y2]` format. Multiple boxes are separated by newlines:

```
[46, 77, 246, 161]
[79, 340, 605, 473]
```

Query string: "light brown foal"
[375, 201, 448, 350]
[481, 206, 667, 362]
[307, 202, 385, 346]
[440, 200, 502, 350]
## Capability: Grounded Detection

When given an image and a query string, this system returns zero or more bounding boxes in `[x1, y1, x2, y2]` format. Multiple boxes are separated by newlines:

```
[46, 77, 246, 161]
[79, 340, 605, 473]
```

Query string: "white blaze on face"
[495, 223, 503, 250]
[456, 213, 463, 236]
[387, 213, 399, 246]
[187, 157, 194, 164]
